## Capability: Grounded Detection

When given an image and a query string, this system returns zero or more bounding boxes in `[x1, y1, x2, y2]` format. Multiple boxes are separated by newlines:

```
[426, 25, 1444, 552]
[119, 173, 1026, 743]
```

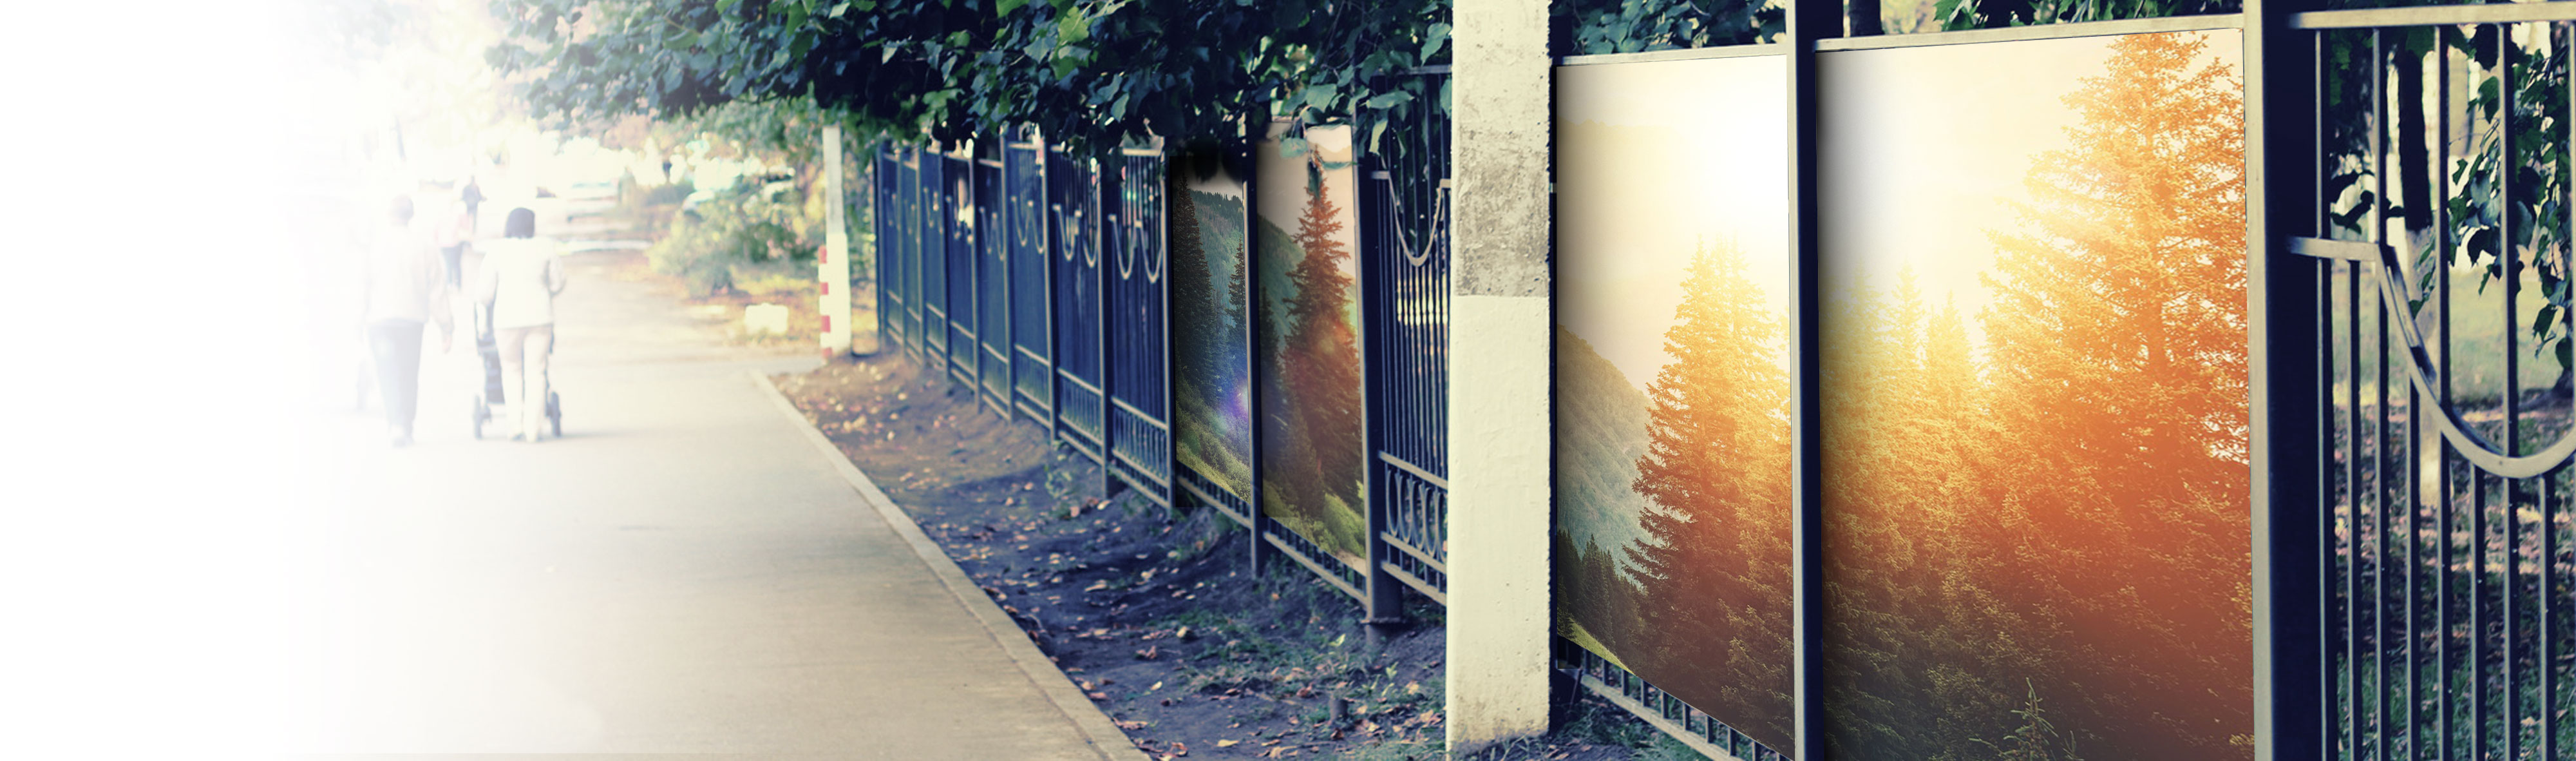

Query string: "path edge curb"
[750, 369, 1149, 761]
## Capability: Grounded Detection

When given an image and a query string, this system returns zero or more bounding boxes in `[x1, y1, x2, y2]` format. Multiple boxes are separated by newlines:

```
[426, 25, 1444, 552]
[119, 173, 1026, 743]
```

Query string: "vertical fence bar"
[1101, 155, 1124, 497]
[2499, 28, 2521, 758]
[2351, 256, 2364, 761]
[2470, 37, 2490, 756]
[2552, 25, 2570, 760]
[2436, 30, 2459, 760]
[2367, 30, 2392, 761]
[2393, 34, 2427, 751]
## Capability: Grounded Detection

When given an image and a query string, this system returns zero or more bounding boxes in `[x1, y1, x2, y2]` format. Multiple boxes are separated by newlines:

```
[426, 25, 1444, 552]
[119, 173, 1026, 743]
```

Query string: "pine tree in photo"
[1274, 168, 1370, 559]
[1621, 239, 1795, 751]
[1976, 30, 2250, 759]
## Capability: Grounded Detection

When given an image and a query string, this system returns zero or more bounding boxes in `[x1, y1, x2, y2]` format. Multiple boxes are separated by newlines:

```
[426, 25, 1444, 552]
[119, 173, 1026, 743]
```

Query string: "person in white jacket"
[472, 207, 567, 442]
[363, 194, 453, 447]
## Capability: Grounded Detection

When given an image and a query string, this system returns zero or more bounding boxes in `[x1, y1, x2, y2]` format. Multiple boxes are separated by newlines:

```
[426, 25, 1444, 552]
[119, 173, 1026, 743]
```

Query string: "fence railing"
[1048, 148, 1109, 464]
[975, 148, 1012, 415]
[1007, 133, 1054, 425]
[2293, 9, 2576, 760]
[871, 115, 1454, 622]
[1362, 80, 1452, 606]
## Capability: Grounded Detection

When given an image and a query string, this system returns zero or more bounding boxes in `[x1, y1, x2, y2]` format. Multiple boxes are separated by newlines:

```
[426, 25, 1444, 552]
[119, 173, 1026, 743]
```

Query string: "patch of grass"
[1164, 506, 1233, 563]
[1558, 693, 1664, 749]
[1633, 733, 1715, 761]
[1340, 737, 1444, 761]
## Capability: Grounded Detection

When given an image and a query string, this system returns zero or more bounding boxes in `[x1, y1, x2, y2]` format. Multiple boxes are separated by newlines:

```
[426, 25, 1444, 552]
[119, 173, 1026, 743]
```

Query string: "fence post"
[1446, 0, 1553, 753]
[1359, 155, 1404, 642]
[1242, 120, 1271, 580]
[2244, 0, 2326, 758]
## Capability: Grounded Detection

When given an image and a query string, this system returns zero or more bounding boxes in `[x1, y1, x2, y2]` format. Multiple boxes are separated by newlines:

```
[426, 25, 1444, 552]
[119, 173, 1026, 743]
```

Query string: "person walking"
[434, 197, 472, 287]
[361, 193, 453, 447]
[460, 174, 486, 232]
[472, 207, 567, 443]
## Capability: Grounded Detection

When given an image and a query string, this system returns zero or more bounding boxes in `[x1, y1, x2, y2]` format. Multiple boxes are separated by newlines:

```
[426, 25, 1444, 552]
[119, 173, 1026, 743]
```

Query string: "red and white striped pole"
[818, 124, 853, 358]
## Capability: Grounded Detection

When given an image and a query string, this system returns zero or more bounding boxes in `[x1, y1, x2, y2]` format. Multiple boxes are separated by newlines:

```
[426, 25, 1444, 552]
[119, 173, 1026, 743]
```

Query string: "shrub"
[645, 180, 818, 296]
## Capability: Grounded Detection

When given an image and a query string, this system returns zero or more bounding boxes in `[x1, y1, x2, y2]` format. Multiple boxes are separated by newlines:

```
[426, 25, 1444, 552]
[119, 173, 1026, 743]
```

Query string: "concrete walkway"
[287, 252, 1122, 758]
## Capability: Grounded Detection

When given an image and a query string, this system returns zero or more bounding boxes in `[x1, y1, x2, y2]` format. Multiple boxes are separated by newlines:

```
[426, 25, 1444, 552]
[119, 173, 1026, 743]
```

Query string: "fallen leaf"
[1215, 740, 1239, 748]
[1086, 691, 1109, 700]
[1114, 720, 1148, 731]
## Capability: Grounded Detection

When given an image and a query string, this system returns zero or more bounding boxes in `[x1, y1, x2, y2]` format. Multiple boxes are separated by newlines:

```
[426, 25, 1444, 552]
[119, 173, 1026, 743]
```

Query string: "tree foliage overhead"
[488, 0, 1450, 157]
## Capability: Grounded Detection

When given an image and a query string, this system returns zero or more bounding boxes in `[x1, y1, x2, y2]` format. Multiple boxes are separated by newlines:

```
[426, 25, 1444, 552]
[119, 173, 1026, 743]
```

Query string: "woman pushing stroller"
[473, 207, 567, 442]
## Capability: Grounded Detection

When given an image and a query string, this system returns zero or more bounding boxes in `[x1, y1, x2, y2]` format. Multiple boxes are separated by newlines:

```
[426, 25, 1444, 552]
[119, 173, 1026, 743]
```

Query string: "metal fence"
[1049, 148, 1110, 464]
[1104, 148, 1175, 507]
[1008, 132, 1054, 425]
[933, 149, 963, 374]
[941, 151, 974, 385]
[976, 147, 1012, 414]
[2291, 10, 2576, 760]
[1363, 72, 1453, 607]
[871, 124, 1454, 622]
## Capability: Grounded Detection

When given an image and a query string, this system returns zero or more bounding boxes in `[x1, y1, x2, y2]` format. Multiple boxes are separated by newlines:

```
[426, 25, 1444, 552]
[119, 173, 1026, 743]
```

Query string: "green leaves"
[493, 0, 1449, 158]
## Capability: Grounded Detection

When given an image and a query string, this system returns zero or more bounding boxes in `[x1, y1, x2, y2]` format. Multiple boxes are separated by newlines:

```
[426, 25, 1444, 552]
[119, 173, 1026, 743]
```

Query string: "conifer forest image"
[1257, 124, 1370, 565]
[1555, 54, 1799, 754]
[1171, 153, 1255, 505]
[1817, 31, 2251, 760]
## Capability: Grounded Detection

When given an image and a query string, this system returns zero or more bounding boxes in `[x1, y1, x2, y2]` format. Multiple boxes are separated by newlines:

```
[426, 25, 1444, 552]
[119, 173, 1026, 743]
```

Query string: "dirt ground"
[775, 347, 1708, 760]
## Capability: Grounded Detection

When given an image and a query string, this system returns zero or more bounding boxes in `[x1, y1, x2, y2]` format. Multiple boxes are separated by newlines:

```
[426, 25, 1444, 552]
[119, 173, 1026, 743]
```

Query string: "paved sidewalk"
[287, 252, 1122, 758]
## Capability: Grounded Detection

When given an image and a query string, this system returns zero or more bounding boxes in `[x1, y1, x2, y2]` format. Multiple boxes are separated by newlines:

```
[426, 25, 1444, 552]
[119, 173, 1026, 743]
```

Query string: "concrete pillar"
[820, 124, 855, 356]
[1445, 0, 1553, 754]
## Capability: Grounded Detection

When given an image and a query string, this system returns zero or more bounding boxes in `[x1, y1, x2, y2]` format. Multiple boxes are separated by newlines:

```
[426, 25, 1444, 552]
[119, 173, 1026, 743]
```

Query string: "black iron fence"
[1007, 131, 1054, 425]
[870, 107, 1454, 622]
[1049, 148, 1109, 465]
[2295, 10, 2575, 760]
[1363, 75, 1453, 606]
[1104, 148, 1175, 508]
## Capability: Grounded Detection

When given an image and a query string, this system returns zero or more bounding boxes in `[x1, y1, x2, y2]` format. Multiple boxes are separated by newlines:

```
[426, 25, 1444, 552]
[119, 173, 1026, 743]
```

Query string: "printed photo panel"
[1172, 151, 1256, 505]
[1817, 30, 2252, 761]
[1553, 54, 1795, 754]
[1256, 122, 1369, 567]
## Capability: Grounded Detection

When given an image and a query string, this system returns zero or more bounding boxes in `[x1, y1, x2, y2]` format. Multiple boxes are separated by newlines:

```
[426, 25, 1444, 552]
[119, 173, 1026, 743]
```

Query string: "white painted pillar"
[1446, 0, 1554, 754]
[819, 124, 855, 356]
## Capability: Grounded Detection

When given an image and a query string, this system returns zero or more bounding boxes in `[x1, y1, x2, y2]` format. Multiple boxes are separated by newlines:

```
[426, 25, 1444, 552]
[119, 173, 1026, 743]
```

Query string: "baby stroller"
[468, 301, 561, 439]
